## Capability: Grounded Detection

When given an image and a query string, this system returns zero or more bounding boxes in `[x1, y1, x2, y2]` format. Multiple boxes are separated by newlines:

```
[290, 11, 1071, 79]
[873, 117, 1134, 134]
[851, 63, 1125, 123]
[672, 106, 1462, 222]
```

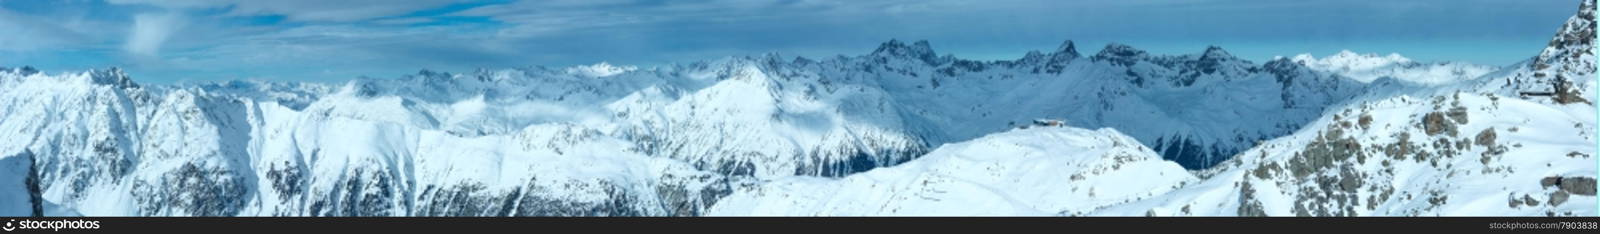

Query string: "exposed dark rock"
[1287, 132, 1360, 178]
[338, 168, 396, 216]
[415, 183, 499, 216]
[265, 161, 304, 198]
[872, 39, 942, 65]
[513, 181, 646, 217]
[1541, 176, 1597, 196]
[1422, 112, 1455, 136]
[1383, 132, 1414, 161]
[1337, 169, 1363, 192]
[1358, 114, 1373, 129]
[1237, 181, 1267, 216]
[20, 150, 42, 216]
[1550, 191, 1570, 206]
[1092, 43, 1149, 67]
[1474, 128, 1497, 147]
[1562, 177, 1596, 195]
[132, 162, 249, 216]
[1446, 106, 1469, 125]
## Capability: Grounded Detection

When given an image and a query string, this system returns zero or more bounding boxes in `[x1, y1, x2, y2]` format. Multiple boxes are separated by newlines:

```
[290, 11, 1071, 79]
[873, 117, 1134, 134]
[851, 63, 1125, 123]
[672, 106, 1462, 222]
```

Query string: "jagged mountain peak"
[871, 39, 940, 64]
[1096, 43, 1146, 56]
[1178, 45, 1254, 85]
[1092, 43, 1149, 66]
[1199, 45, 1235, 61]
[1263, 57, 1311, 74]
[3, 66, 39, 76]
[1007, 40, 1085, 73]
[1054, 40, 1080, 58]
[74, 67, 140, 89]
[411, 69, 457, 82]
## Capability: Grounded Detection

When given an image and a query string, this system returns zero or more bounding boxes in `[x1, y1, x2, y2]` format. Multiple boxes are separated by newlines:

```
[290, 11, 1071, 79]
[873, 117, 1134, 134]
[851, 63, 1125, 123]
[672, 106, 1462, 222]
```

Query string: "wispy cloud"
[107, 0, 464, 22]
[125, 12, 186, 57]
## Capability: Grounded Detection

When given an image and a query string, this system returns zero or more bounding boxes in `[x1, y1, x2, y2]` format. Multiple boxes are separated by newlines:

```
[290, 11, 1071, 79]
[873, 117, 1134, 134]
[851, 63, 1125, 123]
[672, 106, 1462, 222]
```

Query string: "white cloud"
[126, 12, 187, 57]
[107, 0, 460, 22]
[453, 0, 850, 38]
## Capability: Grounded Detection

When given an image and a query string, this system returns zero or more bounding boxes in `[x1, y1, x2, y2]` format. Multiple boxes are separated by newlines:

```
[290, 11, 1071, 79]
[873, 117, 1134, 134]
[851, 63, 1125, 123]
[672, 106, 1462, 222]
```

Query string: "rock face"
[1493, 0, 1595, 105]
[0, 150, 42, 216]
[1544, 176, 1598, 196]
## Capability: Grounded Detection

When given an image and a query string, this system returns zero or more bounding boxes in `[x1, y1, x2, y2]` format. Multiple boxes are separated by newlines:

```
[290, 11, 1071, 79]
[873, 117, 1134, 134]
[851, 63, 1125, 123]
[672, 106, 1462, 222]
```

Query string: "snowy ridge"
[706, 126, 1194, 216]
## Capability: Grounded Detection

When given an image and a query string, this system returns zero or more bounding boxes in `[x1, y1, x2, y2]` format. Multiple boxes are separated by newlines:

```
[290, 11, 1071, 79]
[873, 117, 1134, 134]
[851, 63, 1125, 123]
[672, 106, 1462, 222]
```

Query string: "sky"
[0, 0, 1582, 84]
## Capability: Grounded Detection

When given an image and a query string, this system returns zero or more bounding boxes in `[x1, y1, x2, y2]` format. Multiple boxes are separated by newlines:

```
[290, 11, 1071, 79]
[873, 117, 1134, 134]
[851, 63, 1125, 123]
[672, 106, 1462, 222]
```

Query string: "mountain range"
[0, 0, 1592, 217]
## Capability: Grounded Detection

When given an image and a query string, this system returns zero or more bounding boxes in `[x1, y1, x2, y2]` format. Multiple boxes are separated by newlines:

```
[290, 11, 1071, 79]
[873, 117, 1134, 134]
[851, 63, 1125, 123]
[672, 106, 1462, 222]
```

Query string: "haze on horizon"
[0, 0, 1578, 83]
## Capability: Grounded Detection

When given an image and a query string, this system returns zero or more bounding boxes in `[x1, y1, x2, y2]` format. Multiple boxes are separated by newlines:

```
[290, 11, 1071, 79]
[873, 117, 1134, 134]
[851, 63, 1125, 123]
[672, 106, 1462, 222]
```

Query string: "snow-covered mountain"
[711, 0, 1598, 217]
[0, 42, 1366, 216]
[0, 67, 743, 216]
[0, 0, 1590, 217]
[1289, 50, 1497, 85]
[706, 126, 1195, 216]
[845, 40, 1367, 169]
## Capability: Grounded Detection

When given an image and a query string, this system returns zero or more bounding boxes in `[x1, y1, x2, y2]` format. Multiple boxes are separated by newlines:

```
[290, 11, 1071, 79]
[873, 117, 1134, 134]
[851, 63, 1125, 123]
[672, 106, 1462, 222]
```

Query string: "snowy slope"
[1092, 91, 1596, 216]
[706, 126, 1194, 216]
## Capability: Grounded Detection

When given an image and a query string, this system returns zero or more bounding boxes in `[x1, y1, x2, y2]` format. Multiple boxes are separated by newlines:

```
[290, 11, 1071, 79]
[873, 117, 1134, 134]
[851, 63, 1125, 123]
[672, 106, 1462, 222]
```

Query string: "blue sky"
[0, 0, 1580, 84]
